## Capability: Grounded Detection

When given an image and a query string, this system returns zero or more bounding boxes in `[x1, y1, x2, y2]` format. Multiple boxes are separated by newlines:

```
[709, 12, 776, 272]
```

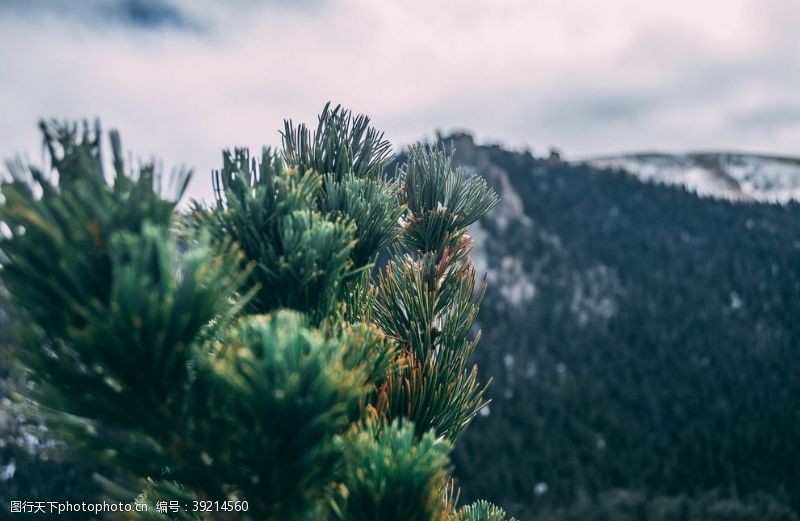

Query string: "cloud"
[0, 0, 202, 31]
[1, 0, 798, 200]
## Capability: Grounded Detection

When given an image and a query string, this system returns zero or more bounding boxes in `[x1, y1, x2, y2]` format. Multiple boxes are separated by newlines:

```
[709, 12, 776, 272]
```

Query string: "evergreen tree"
[0, 106, 514, 520]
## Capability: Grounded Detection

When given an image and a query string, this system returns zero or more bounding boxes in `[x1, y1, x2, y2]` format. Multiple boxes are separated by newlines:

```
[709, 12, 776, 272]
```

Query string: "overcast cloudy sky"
[1, 0, 798, 199]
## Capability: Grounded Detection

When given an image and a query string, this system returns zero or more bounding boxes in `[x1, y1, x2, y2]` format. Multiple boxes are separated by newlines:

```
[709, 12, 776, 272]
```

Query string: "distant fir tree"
[0, 105, 514, 521]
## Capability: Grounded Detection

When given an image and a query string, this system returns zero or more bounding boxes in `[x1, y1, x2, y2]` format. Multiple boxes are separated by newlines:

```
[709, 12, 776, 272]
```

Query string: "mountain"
[441, 134, 800, 520]
[585, 152, 800, 203]
[3, 134, 800, 521]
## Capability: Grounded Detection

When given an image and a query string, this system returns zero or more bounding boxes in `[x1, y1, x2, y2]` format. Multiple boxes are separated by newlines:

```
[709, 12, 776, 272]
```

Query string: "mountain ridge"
[441, 132, 800, 203]
[585, 150, 800, 203]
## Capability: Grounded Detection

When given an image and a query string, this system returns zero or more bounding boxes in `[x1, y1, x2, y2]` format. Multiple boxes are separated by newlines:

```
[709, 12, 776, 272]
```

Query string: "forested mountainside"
[443, 134, 800, 520]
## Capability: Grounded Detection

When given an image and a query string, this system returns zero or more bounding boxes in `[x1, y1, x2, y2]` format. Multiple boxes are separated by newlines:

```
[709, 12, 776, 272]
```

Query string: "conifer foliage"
[0, 105, 514, 520]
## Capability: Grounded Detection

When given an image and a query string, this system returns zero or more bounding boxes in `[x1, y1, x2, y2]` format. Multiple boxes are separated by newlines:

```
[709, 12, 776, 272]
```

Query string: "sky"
[1, 0, 798, 200]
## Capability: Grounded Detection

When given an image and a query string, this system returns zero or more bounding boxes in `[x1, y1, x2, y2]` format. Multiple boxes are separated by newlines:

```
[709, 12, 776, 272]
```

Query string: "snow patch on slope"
[470, 221, 536, 306]
[486, 164, 532, 231]
[468, 158, 537, 307]
[570, 264, 623, 326]
[586, 153, 800, 203]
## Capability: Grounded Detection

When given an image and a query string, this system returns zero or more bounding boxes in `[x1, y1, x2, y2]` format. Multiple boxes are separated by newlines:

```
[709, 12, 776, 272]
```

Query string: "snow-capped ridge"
[585, 152, 800, 203]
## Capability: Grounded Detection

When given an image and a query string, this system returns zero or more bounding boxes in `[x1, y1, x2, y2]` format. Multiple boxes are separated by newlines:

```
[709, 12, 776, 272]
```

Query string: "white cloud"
[1, 0, 798, 201]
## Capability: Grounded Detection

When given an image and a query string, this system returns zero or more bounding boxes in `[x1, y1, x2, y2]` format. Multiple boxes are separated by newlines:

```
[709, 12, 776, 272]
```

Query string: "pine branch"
[452, 500, 516, 521]
[176, 311, 379, 519]
[282, 102, 393, 182]
[333, 420, 452, 521]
